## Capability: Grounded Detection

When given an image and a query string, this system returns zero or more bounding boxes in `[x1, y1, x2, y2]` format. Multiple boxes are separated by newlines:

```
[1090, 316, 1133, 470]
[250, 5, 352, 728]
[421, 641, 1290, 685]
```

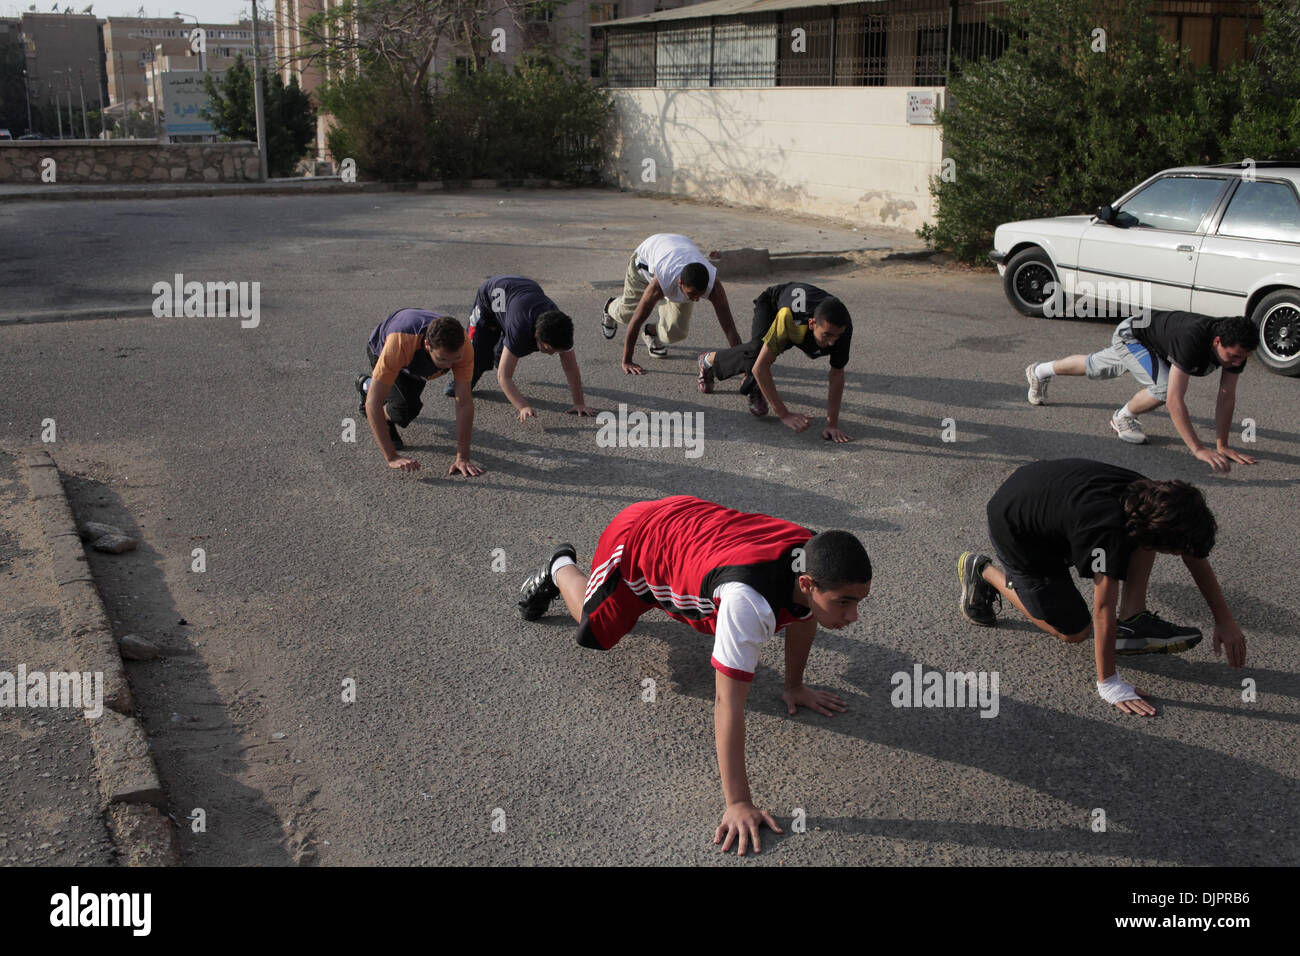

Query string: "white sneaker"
[1025, 364, 1049, 405]
[1111, 412, 1147, 444]
[642, 329, 667, 359]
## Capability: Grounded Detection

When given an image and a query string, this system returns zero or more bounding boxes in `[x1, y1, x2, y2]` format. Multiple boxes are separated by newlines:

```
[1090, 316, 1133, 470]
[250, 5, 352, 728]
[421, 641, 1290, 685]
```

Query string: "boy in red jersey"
[517, 495, 872, 856]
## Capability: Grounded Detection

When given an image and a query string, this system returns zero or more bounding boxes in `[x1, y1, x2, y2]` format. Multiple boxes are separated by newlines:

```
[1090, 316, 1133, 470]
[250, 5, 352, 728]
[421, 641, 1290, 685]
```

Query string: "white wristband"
[1097, 673, 1141, 705]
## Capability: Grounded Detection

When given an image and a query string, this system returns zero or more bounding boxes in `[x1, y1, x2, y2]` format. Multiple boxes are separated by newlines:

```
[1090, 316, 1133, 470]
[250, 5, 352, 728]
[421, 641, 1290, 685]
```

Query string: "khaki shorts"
[1085, 317, 1170, 400]
[606, 252, 694, 344]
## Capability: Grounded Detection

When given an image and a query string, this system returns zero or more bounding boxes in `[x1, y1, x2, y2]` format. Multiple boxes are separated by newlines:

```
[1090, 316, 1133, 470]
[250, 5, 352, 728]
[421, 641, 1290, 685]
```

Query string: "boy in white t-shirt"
[602, 233, 742, 373]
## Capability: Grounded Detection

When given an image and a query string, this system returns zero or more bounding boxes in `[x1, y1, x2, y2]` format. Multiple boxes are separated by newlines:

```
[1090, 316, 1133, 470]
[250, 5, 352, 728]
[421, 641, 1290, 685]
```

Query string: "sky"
[1, 1, 257, 23]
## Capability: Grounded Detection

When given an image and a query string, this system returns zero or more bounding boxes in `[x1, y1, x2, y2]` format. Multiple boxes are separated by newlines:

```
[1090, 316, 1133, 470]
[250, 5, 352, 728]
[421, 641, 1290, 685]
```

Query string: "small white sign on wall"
[907, 90, 940, 125]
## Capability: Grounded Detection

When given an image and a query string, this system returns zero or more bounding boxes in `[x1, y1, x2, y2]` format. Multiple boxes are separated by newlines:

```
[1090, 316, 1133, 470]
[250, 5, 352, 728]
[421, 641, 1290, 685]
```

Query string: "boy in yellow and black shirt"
[697, 282, 854, 442]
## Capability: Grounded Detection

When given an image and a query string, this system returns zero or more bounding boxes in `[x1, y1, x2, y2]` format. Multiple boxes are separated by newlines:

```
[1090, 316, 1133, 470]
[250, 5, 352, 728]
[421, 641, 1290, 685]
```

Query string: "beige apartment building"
[103, 17, 254, 111]
[17, 12, 104, 115]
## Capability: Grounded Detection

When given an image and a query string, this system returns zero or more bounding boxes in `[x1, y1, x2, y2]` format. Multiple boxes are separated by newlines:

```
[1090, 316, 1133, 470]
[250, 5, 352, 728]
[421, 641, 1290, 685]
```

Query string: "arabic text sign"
[161, 71, 220, 135]
[906, 90, 940, 125]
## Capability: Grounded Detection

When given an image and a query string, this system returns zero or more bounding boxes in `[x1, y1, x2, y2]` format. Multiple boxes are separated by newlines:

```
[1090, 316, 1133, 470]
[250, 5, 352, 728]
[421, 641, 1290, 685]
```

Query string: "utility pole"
[78, 68, 89, 139]
[116, 51, 128, 139]
[154, 44, 164, 141]
[251, 0, 268, 180]
[22, 68, 33, 136]
[53, 70, 64, 139]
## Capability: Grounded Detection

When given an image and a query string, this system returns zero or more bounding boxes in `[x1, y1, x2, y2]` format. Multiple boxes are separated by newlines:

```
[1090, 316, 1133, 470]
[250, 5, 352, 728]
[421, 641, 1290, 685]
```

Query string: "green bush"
[321, 54, 613, 183]
[319, 66, 437, 182]
[921, 0, 1297, 263]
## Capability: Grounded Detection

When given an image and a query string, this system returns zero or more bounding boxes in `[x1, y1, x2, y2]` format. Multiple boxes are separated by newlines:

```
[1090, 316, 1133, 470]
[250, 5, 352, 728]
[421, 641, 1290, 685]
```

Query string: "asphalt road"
[0, 189, 1296, 866]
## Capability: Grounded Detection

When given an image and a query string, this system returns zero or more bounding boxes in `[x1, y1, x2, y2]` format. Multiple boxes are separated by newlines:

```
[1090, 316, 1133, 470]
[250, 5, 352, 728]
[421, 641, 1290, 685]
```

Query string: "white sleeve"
[710, 582, 776, 682]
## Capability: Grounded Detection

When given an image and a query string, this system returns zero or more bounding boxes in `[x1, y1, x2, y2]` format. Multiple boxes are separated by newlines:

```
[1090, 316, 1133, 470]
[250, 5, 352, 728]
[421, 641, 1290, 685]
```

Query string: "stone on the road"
[91, 533, 136, 553]
[118, 634, 161, 661]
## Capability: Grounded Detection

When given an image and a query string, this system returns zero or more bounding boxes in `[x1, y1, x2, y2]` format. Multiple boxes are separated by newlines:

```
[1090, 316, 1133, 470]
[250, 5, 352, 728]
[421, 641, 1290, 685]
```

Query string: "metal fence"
[605, 0, 1010, 88]
[602, 0, 1265, 88]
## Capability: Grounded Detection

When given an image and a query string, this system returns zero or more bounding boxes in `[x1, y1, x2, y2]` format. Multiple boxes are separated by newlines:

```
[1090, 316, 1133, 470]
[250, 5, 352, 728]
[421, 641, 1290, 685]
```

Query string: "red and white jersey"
[585, 496, 814, 680]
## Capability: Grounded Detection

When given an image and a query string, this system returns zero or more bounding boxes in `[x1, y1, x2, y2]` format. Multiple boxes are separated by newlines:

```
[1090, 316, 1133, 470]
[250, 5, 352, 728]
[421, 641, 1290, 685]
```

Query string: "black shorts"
[997, 556, 1092, 636]
[366, 349, 426, 427]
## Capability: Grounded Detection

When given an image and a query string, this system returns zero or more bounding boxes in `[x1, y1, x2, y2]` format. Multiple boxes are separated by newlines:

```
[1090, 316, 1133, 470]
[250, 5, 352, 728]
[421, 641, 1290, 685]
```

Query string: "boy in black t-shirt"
[444, 275, 595, 421]
[957, 459, 1247, 715]
[1024, 313, 1258, 472]
[697, 282, 854, 443]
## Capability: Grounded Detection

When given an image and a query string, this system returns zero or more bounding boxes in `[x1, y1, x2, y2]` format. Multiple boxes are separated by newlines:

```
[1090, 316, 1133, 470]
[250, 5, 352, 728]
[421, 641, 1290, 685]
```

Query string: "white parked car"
[990, 163, 1300, 375]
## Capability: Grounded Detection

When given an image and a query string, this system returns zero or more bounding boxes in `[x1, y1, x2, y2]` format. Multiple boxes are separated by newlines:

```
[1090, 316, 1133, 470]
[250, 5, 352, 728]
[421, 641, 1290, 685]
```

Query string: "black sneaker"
[355, 373, 371, 414]
[1116, 611, 1202, 655]
[601, 297, 617, 340]
[387, 420, 404, 451]
[958, 551, 1000, 627]
[518, 543, 577, 621]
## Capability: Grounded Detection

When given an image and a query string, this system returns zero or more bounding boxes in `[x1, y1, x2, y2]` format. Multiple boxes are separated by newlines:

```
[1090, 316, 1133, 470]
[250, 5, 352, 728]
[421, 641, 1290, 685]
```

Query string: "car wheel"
[1003, 247, 1060, 318]
[1251, 290, 1300, 376]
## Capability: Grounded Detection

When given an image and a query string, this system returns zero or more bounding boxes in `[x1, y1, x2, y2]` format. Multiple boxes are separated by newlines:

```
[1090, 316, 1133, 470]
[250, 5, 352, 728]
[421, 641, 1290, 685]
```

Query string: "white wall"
[608, 87, 945, 232]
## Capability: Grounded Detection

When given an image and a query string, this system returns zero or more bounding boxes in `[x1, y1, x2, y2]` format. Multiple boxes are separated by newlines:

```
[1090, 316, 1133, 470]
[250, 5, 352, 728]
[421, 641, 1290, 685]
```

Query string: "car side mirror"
[1095, 205, 1115, 224]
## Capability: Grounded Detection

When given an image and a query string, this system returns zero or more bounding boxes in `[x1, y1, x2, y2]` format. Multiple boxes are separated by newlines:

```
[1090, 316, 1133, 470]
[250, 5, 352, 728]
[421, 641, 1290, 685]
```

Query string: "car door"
[1193, 177, 1300, 317]
[1075, 175, 1231, 312]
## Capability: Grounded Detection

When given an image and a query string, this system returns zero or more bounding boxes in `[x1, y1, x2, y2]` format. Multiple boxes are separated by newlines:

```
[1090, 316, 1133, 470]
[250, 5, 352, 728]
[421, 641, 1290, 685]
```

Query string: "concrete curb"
[0, 177, 577, 203]
[0, 306, 151, 327]
[23, 449, 179, 866]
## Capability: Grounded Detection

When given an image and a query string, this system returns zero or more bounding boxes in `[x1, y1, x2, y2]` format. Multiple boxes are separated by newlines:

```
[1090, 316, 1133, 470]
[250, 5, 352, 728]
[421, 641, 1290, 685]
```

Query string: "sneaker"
[1116, 611, 1202, 655]
[958, 551, 1000, 627]
[601, 297, 617, 340]
[748, 388, 768, 417]
[1025, 364, 1049, 405]
[642, 329, 667, 359]
[355, 373, 371, 414]
[1111, 412, 1147, 444]
[387, 420, 404, 451]
[697, 353, 715, 393]
[518, 543, 577, 621]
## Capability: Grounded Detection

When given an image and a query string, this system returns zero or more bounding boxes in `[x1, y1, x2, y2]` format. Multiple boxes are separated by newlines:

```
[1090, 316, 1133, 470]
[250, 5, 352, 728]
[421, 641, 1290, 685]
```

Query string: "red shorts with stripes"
[578, 500, 661, 649]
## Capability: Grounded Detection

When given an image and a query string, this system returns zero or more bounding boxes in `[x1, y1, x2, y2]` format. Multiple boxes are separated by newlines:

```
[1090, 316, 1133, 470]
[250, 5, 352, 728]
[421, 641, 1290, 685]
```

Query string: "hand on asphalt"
[1213, 620, 1247, 669]
[714, 802, 782, 856]
[782, 684, 847, 717]
[448, 457, 484, 477]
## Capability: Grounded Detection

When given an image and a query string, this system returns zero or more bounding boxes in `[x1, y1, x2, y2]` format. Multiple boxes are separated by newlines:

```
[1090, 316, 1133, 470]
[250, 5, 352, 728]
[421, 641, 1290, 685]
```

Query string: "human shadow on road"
[63, 474, 304, 867]
[622, 615, 1298, 865]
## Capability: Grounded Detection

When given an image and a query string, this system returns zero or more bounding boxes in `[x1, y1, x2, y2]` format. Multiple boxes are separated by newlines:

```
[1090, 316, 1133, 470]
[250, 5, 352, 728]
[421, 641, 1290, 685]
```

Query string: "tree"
[297, 0, 563, 99]
[920, 0, 1249, 262]
[1223, 0, 1300, 161]
[203, 55, 317, 177]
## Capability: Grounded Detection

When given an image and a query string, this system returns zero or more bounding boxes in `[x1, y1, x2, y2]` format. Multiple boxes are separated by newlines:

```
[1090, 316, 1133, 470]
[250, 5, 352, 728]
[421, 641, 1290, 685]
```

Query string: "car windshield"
[1115, 176, 1226, 231]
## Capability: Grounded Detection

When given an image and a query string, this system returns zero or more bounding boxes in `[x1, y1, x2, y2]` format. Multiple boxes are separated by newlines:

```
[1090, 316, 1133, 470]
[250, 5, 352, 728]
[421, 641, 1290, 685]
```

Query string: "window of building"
[525, 2, 554, 23]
